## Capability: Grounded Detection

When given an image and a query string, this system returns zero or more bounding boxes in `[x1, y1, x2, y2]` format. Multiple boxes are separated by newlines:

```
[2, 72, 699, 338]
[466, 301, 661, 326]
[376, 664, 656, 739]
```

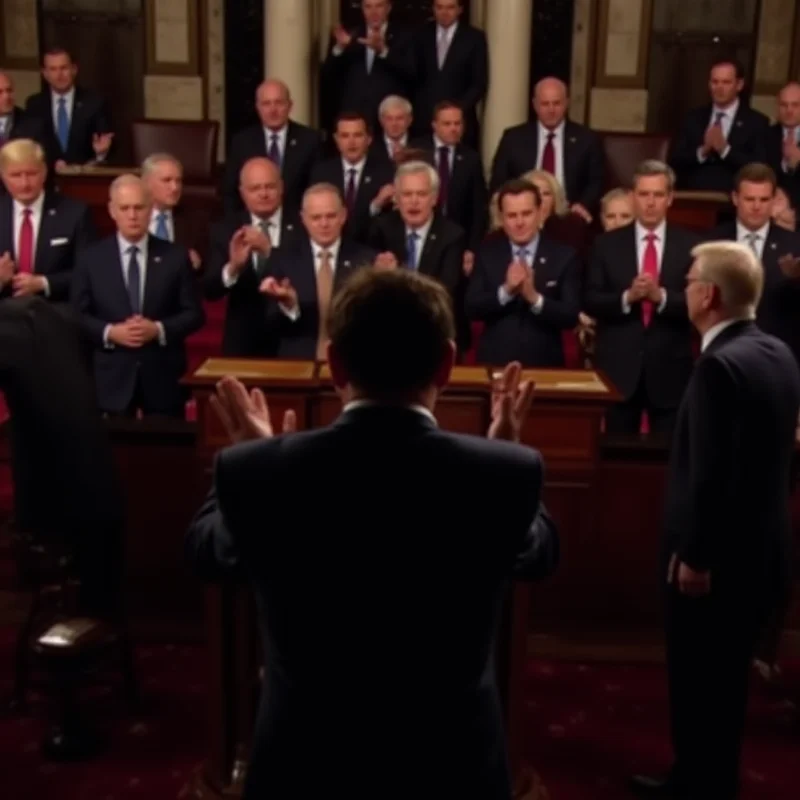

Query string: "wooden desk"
[669, 190, 729, 233]
[184, 359, 619, 799]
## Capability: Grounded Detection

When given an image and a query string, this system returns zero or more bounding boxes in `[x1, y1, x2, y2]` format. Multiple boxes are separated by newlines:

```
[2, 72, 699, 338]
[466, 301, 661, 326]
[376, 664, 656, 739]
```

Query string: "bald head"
[533, 77, 569, 129]
[0, 70, 14, 114]
[239, 157, 283, 217]
[778, 81, 800, 128]
[256, 79, 292, 131]
[108, 175, 151, 241]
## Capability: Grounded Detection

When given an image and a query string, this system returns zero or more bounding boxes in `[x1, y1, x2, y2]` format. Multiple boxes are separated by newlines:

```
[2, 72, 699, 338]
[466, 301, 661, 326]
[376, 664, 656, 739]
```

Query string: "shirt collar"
[538, 119, 565, 138]
[437, 21, 458, 37]
[432, 135, 454, 151]
[736, 220, 770, 241]
[344, 399, 437, 424]
[701, 317, 750, 352]
[509, 233, 539, 255]
[712, 98, 739, 119]
[151, 206, 172, 220]
[264, 124, 287, 140]
[252, 207, 282, 229]
[117, 232, 149, 254]
[311, 238, 341, 262]
[406, 214, 434, 241]
[342, 157, 367, 173]
[53, 87, 75, 104]
[635, 219, 667, 241]
[13, 192, 45, 218]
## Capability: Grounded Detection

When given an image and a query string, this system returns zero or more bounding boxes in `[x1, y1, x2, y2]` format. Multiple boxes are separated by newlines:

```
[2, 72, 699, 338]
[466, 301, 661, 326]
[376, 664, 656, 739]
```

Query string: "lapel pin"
[343, 260, 351, 268]
[569, 137, 577, 143]
[736, 120, 743, 127]
[364, 175, 372, 183]
[770, 242, 777, 250]
[154, 256, 161, 263]
[456, 154, 463, 161]
[430, 233, 436, 241]
[290, 139, 296, 146]
[286, 223, 293, 231]
[48, 209, 56, 216]
[539, 256, 547, 264]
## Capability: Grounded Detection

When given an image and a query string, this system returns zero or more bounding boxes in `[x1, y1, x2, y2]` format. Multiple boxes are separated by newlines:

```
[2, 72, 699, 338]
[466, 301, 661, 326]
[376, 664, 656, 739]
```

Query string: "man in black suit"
[490, 77, 604, 221]
[24, 48, 113, 165]
[412, 100, 488, 253]
[369, 159, 469, 352]
[310, 112, 395, 245]
[764, 81, 800, 211]
[224, 79, 321, 215]
[206, 157, 301, 358]
[630, 241, 800, 799]
[707, 162, 800, 363]
[411, 0, 488, 150]
[370, 94, 413, 163]
[668, 58, 769, 192]
[260, 182, 375, 360]
[71, 174, 204, 416]
[467, 178, 579, 366]
[0, 138, 94, 302]
[321, 0, 415, 131]
[585, 160, 698, 435]
[185, 267, 559, 800]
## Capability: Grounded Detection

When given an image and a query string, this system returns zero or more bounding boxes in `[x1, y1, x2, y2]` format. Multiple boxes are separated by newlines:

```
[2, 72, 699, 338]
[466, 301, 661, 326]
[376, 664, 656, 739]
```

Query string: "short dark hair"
[432, 100, 463, 119]
[497, 178, 541, 212]
[328, 269, 455, 398]
[395, 147, 434, 166]
[334, 111, 371, 135]
[710, 56, 745, 81]
[42, 47, 74, 65]
[734, 162, 777, 192]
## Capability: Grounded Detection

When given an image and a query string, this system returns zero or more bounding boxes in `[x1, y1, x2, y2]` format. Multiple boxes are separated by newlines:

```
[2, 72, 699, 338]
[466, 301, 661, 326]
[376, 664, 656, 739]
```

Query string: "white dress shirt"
[149, 207, 174, 241]
[12, 193, 49, 296]
[697, 99, 738, 162]
[281, 238, 342, 321]
[701, 317, 750, 351]
[221, 209, 283, 287]
[498, 234, 545, 313]
[436, 22, 458, 66]
[264, 125, 288, 162]
[344, 398, 437, 424]
[622, 220, 668, 314]
[385, 134, 407, 157]
[536, 120, 566, 190]
[736, 220, 770, 260]
[342, 157, 366, 191]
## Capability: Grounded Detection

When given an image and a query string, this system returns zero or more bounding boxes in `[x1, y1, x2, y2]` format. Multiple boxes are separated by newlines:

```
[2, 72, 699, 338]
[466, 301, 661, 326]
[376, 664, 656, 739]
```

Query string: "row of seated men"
[3, 126, 800, 441]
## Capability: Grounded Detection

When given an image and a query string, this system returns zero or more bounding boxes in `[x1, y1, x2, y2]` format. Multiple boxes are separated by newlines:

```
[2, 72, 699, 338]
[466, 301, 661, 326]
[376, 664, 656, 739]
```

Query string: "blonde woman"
[600, 188, 635, 231]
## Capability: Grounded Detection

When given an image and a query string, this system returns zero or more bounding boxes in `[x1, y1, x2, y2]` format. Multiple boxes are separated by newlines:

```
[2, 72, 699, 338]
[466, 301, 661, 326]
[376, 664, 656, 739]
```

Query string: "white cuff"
[102, 324, 114, 349]
[621, 291, 631, 314]
[156, 322, 167, 346]
[280, 303, 300, 321]
[497, 286, 513, 305]
[221, 263, 239, 288]
[530, 295, 544, 314]
[696, 147, 708, 163]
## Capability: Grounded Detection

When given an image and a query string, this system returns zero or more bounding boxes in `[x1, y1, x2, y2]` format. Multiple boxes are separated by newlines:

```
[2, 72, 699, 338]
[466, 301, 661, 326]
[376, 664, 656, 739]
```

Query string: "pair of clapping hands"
[0, 253, 47, 296]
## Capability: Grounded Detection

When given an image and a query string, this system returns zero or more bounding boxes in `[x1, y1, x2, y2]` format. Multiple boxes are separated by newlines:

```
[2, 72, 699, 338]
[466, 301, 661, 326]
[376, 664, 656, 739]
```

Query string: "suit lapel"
[418, 217, 441, 275]
[0, 196, 13, 258]
[33, 195, 57, 272]
[142, 236, 165, 317]
[334, 242, 357, 289]
[68, 88, 86, 155]
[281, 122, 301, 187]
[621, 225, 639, 284]
[107, 238, 132, 313]
[562, 123, 580, 195]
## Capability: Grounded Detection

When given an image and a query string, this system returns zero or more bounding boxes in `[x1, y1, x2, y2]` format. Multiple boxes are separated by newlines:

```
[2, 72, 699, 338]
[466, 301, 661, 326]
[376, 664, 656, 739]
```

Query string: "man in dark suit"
[224, 79, 321, 215]
[260, 182, 375, 360]
[309, 112, 395, 244]
[412, 100, 488, 253]
[631, 241, 800, 799]
[24, 48, 113, 165]
[370, 94, 413, 163]
[0, 138, 95, 302]
[707, 162, 800, 363]
[206, 157, 301, 358]
[411, 0, 488, 150]
[668, 58, 769, 192]
[764, 81, 800, 211]
[71, 174, 204, 416]
[321, 0, 415, 131]
[467, 178, 580, 367]
[185, 266, 559, 800]
[490, 77, 604, 221]
[0, 297, 125, 615]
[585, 160, 698, 435]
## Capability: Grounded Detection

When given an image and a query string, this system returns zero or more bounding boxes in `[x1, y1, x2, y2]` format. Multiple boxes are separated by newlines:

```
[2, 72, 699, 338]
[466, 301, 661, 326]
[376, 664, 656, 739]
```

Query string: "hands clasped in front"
[108, 316, 160, 348]
[625, 273, 663, 305]
[503, 258, 541, 306]
[0, 252, 47, 296]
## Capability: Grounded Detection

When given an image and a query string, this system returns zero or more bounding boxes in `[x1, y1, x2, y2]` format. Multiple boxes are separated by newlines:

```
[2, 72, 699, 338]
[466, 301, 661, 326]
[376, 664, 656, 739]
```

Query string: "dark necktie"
[0, 116, 8, 145]
[407, 232, 419, 270]
[268, 133, 281, 167]
[345, 167, 357, 213]
[127, 245, 141, 315]
[541, 131, 556, 175]
[437, 146, 450, 212]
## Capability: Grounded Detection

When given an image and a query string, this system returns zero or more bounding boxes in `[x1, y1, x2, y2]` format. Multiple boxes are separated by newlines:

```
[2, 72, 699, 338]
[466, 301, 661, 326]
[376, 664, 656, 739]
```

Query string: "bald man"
[224, 79, 322, 215]
[206, 156, 301, 357]
[765, 81, 800, 215]
[71, 174, 204, 416]
[489, 77, 604, 221]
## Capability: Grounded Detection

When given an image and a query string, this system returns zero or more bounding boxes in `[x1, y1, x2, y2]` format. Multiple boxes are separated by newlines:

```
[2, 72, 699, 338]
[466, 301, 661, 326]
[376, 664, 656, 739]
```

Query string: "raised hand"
[487, 361, 536, 443]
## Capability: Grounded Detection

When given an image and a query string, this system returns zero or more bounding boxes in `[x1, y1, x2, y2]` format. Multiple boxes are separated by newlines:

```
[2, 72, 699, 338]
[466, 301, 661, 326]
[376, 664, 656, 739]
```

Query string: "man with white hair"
[371, 94, 413, 162]
[631, 241, 800, 799]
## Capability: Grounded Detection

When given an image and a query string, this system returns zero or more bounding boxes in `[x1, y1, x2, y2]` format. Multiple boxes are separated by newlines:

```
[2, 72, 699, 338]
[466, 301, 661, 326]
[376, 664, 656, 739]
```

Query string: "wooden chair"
[131, 118, 219, 183]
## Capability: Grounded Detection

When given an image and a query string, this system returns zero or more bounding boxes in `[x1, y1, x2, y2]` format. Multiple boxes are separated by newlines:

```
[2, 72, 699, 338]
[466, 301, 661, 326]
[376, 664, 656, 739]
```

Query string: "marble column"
[264, 0, 313, 125]
[471, 0, 486, 30]
[481, 0, 533, 172]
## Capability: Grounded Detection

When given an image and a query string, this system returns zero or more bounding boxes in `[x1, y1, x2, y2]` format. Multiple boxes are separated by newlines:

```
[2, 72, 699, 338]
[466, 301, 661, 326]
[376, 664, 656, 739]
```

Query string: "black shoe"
[628, 774, 684, 797]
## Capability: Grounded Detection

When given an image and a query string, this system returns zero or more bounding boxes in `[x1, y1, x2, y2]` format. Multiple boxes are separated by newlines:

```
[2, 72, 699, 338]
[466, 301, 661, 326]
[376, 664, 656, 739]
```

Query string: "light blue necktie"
[516, 247, 530, 267]
[406, 232, 419, 270]
[366, 46, 375, 73]
[0, 116, 7, 143]
[154, 211, 170, 241]
[56, 96, 70, 152]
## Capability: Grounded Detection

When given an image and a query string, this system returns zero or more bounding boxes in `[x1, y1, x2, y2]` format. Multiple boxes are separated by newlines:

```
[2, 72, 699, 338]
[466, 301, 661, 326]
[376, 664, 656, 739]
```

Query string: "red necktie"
[541, 131, 556, 175]
[641, 233, 658, 326]
[17, 208, 34, 274]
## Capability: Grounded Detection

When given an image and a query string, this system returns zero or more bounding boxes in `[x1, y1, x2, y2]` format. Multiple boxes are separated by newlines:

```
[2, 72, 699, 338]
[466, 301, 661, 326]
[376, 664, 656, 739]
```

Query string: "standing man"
[631, 241, 800, 799]
[411, 0, 488, 150]
[186, 268, 558, 800]
[764, 82, 800, 217]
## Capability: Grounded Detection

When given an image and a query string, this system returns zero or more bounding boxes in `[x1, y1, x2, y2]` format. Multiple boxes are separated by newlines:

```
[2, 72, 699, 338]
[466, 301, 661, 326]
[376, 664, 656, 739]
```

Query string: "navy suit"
[265, 237, 375, 359]
[2, 105, 60, 172]
[185, 404, 558, 800]
[0, 191, 95, 301]
[71, 234, 204, 414]
[466, 233, 580, 366]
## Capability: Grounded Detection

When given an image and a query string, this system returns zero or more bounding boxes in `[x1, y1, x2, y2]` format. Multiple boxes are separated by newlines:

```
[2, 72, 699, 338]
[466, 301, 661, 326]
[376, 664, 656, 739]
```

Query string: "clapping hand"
[487, 361, 536, 443]
[211, 375, 297, 444]
[778, 253, 800, 279]
[667, 553, 711, 597]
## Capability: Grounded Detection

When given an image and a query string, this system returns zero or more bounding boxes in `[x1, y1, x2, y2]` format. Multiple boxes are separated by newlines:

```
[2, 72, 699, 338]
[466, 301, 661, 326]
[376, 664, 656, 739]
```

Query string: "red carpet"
[0, 623, 796, 800]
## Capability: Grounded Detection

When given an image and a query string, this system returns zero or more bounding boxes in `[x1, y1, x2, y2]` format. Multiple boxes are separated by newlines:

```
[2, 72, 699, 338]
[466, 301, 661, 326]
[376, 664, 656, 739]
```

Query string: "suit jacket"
[71, 235, 204, 413]
[172, 202, 214, 264]
[765, 122, 800, 211]
[204, 208, 302, 357]
[466, 233, 580, 367]
[667, 104, 769, 192]
[321, 22, 415, 127]
[489, 120, 605, 212]
[223, 120, 322, 214]
[309, 155, 395, 244]
[185, 404, 558, 799]
[265, 237, 376, 359]
[410, 135, 488, 251]
[411, 22, 488, 148]
[584, 223, 698, 407]
[3, 105, 60, 169]
[663, 321, 800, 602]
[708, 221, 800, 362]
[25, 87, 112, 164]
[0, 191, 95, 301]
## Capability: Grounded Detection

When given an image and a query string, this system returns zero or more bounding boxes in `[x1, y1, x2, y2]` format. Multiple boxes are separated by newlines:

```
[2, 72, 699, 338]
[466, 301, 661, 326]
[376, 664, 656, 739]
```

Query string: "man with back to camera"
[630, 241, 800, 799]
[185, 268, 559, 799]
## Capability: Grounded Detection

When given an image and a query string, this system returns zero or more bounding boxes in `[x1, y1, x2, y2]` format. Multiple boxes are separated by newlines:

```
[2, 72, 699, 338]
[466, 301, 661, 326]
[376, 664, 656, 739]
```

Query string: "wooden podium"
[183, 359, 619, 799]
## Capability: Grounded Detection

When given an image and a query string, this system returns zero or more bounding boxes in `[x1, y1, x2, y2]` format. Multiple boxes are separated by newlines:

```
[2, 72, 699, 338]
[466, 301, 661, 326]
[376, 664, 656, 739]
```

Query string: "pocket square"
[50, 237, 69, 246]
[546, 280, 557, 287]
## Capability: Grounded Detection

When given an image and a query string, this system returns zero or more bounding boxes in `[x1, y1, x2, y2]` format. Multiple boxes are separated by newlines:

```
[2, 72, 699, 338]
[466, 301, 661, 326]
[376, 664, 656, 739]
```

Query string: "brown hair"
[334, 111, 371, 135]
[432, 100, 463, 119]
[733, 162, 777, 192]
[496, 179, 542, 213]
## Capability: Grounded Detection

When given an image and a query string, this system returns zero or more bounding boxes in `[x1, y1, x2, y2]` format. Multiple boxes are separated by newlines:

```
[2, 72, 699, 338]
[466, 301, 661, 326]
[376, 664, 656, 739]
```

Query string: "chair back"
[132, 119, 219, 182]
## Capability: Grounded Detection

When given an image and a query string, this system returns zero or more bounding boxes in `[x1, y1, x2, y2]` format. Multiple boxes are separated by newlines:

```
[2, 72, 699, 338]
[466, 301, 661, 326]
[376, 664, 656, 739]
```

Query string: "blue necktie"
[56, 96, 70, 152]
[268, 133, 281, 168]
[0, 116, 7, 144]
[366, 46, 375, 73]
[406, 232, 419, 270]
[154, 211, 170, 241]
[126, 246, 141, 315]
[516, 247, 530, 267]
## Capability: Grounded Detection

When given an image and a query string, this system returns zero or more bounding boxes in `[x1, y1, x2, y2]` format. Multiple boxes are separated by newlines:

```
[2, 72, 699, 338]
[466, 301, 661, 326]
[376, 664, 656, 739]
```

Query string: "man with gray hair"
[631, 240, 800, 799]
[586, 159, 700, 434]
[371, 94, 413, 162]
